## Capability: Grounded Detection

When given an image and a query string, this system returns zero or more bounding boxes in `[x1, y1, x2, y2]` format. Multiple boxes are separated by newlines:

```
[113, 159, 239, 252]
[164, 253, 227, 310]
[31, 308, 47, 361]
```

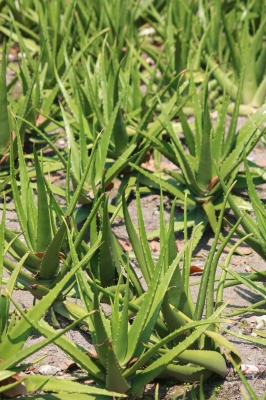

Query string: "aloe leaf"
[38, 217, 69, 280]
[222, 326, 266, 347]
[211, 92, 230, 164]
[2, 253, 28, 333]
[16, 55, 40, 138]
[196, 97, 212, 189]
[244, 158, 266, 246]
[190, 72, 202, 160]
[105, 144, 137, 184]
[194, 181, 236, 321]
[221, 12, 241, 74]
[159, 364, 212, 382]
[0, 238, 101, 359]
[242, 17, 266, 105]
[82, 63, 105, 129]
[33, 148, 53, 252]
[23, 375, 126, 398]
[99, 198, 117, 287]
[60, 104, 80, 182]
[218, 177, 266, 259]
[91, 290, 110, 368]
[204, 330, 241, 367]
[122, 189, 150, 284]
[9, 128, 33, 250]
[20, 395, 114, 400]
[106, 343, 130, 393]
[220, 126, 265, 186]
[204, 54, 238, 100]
[176, 349, 227, 376]
[125, 244, 187, 365]
[235, 104, 266, 146]
[113, 62, 128, 154]
[255, 38, 266, 85]
[95, 99, 122, 184]
[224, 267, 266, 300]
[147, 207, 197, 240]
[130, 302, 228, 392]
[0, 42, 10, 155]
[64, 134, 100, 218]
[124, 317, 227, 378]
[1, 286, 104, 379]
[132, 125, 176, 164]
[0, 198, 5, 293]
[114, 269, 130, 363]
[130, 162, 194, 204]
[0, 208, 26, 339]
[161, 297, 189, 335]
[177, 98, 195, 156]
[230, 357, 259, 400]
[252, 74, 266, 107]
[223, 63, 245, 158]
[158, 96, 205, 195]
[136, 185, 154, 278]
[159, 188, 167, 265]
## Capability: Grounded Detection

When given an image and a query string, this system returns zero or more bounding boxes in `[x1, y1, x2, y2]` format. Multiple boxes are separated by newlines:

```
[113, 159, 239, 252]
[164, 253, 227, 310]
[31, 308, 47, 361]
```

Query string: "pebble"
[39, 365, 61, 376]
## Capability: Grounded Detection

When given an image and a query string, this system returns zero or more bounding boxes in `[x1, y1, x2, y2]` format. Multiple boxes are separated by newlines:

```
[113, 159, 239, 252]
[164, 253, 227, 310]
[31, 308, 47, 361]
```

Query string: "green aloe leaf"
[34, 148, 52, 252]
[130, 302, 229, 393]
[113, 269, 130, 363]
[0, 42, 10, 156]
[122, 189, 150, 284]
[196, 95, 212, 189]
[99, 198, 117, 287]
[23, 375, 126, 398]
[38, 217, 69, 281]
[106, 343, 130, 393]
[0, 237, 101, 359]
[95, 99, 122, 184]
[124, 243, 187, 365]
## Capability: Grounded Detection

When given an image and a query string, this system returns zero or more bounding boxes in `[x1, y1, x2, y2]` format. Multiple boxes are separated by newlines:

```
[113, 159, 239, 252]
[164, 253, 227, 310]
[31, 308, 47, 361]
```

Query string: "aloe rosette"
[129, 76, 266, 250]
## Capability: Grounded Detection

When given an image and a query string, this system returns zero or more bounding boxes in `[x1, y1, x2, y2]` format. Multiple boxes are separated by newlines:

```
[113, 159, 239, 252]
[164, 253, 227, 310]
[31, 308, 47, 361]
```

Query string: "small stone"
[241, 364, 259, 376]
[39, 365, 61, 376]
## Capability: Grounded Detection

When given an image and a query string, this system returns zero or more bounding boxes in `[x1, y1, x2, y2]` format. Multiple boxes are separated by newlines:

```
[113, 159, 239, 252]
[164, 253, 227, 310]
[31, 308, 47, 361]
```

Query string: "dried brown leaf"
[206, 176, 219, 191]
[0, 361, 26, 397]
[238, 247, 253, 255]
[190, 265, 204, 275]
[85, 349, 99, 360]
[105, 182, 114, 192]
[60, 360, 77, 371]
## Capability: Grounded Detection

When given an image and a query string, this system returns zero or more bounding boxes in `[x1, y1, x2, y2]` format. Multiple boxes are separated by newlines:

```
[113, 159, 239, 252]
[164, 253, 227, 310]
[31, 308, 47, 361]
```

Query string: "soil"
[1, 118, 266, 399]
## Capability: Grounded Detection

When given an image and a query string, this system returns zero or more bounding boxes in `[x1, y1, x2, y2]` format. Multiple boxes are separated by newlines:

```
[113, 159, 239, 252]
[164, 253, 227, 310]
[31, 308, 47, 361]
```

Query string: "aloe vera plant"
[130, 78, 266, 249]
[0, 201, 124, 399]
[116, 186, 244, 385]
[202, 1, 266, 113]
[29, 218, 232, 398]
[219, 156, 266, 261]
[3, 129, 105, 318]
[16, 185, 243, 397]
[0, 39, 43, 170]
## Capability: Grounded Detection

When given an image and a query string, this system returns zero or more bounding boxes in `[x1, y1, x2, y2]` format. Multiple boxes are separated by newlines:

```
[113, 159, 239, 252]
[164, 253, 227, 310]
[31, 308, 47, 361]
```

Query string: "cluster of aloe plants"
[0, 0, 266, 398]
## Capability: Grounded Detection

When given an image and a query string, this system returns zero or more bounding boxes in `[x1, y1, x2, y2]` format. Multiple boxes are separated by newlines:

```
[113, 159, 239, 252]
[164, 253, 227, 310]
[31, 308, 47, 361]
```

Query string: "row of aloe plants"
[1, 109, 266, 398]
[0, 0, 266, 398]
[1, 133, 266, 398]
